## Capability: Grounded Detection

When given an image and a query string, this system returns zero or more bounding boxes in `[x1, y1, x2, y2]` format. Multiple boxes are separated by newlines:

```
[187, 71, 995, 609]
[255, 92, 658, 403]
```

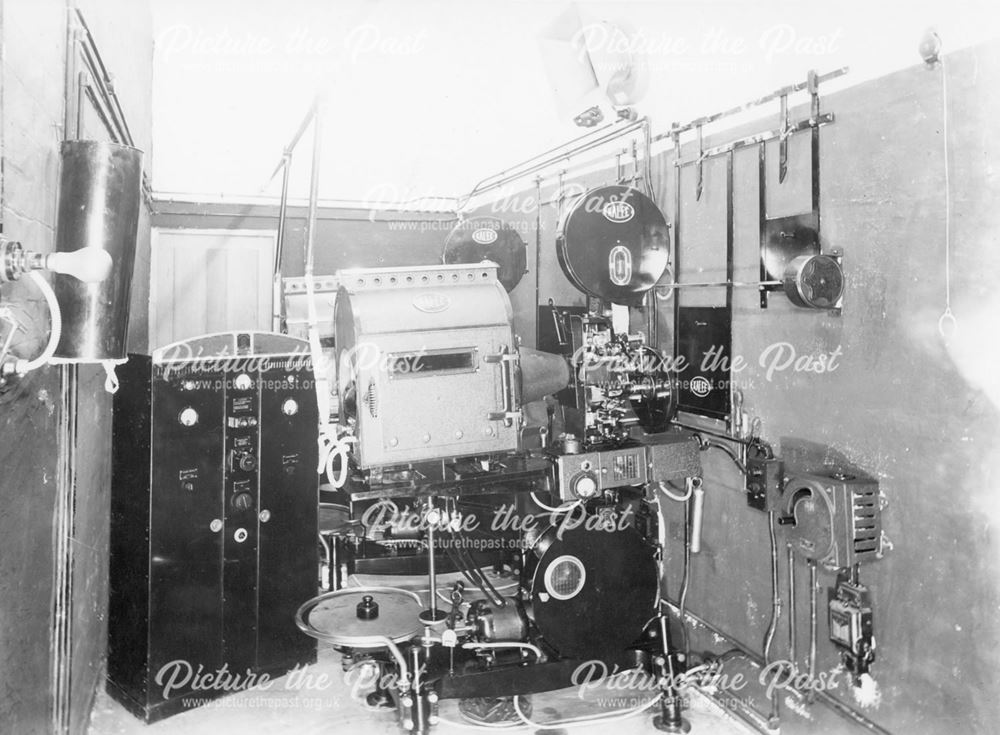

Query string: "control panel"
[553, 446, 648, 501]
[745, 441, 785, 512]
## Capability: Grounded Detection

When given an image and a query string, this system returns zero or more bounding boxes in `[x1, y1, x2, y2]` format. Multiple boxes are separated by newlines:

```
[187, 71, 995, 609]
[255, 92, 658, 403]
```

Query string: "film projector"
[296, 189, 704, 733]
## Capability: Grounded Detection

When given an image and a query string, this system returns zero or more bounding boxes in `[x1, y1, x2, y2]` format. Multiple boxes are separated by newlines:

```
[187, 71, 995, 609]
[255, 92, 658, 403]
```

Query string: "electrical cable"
[530, 492, 580, 514]
[762, 512, 781, 664]
[678, 494, 691, 660]
[657, 479, 692, 503]
[16, 272, 62, 373]
[699, 438, 748, 475]
[763, 510, 783, 726]
[436, 715, 526, 730]
[938, 55, 958, 339]
[513, 691, 662, 729]
[443, 527, 506, 606]
[462, 641, 543, 661]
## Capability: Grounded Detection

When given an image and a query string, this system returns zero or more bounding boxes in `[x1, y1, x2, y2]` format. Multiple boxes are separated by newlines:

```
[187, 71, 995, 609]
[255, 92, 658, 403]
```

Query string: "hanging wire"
[938, 56, 958, 340]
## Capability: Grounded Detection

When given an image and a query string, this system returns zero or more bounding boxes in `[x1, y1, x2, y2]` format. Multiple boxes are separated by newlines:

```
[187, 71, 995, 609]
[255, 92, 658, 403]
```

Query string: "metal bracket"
[877, 530, 894, 558]
[695, 124, 705, 201]
[778, 94, 790, 183]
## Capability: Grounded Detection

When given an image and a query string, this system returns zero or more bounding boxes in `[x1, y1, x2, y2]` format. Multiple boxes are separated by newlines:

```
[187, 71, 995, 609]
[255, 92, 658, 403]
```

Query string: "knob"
[238, 453, 257, 472]
[178, 407, 199, 427]
[574, 474, 599, 499]
[232, 492, 254, 512]
[233, 373, 252, 391]
[281, 398, 299, 416]
[356, 594, 379, 620]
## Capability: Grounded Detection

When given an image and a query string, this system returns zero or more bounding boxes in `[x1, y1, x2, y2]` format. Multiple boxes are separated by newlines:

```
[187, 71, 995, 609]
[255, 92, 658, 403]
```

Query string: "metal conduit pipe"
[466, 119, 630, 194]
[659, 598, 891, 735]
[458, 119, 648, 209]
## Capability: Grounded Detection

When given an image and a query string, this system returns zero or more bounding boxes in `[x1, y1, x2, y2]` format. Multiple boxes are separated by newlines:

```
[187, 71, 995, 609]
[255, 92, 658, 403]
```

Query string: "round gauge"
[573, 473, 599, 499]
[233, 373, 253, 391]
[178, 407, 199, 427]
[281, 397, 299, 416]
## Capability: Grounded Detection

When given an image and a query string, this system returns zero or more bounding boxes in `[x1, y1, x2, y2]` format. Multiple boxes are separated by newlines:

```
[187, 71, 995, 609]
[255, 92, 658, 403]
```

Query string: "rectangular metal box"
[335, 264, 520, 469]
[107, 332, 318, 721]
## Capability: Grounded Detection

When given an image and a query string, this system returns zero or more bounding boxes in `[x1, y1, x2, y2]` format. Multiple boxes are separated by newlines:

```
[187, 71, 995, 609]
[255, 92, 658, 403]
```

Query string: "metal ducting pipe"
[52, 140, 143, 362]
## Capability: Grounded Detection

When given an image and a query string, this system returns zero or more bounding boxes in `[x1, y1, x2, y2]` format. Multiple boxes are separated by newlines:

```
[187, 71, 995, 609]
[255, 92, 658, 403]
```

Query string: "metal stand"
[418, 499, 448, 625]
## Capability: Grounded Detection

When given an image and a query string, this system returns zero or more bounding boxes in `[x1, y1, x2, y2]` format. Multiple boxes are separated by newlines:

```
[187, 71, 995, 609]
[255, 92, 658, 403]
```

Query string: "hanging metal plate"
[443, 216, 528, 292]
[556, 185, 669, 305]
[761, 211, 820, 286]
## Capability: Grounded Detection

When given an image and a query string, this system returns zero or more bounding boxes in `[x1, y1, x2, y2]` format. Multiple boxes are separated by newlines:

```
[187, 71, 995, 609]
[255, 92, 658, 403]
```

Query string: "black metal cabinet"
[108, 332, 318, 722]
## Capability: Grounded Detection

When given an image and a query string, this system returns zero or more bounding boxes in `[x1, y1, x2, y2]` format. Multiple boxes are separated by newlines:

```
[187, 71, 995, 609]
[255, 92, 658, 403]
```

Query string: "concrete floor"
[89, 653, 756, 735]
[88, 573, 757, 735]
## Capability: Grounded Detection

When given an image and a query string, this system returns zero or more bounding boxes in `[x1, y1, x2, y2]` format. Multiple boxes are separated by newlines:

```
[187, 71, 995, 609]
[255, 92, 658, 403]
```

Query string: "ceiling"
[151, 0, 997, 205]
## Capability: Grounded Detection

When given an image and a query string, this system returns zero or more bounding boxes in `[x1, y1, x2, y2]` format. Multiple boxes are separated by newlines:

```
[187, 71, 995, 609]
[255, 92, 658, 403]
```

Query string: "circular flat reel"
[443, 216, 527, 292]
[296, 586, 424, 648]
[556, 185, 669, 305]
[783, 254, 844, 309]
[318, 503, 352, 534]
[524, 521, 658, 659]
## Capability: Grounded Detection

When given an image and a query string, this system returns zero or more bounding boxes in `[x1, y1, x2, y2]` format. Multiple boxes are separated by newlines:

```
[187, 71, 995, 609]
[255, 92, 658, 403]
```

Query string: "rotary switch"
[232, 492, 254, 512]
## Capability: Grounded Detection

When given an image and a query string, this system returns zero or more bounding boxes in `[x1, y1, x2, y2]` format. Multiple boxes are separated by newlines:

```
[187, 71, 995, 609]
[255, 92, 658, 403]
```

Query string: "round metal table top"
[318, 503, 352, 534]
[296, 586, 425, 648]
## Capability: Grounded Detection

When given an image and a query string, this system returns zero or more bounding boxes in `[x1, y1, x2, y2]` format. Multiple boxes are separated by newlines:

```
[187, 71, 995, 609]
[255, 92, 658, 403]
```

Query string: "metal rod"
[427, 511, 438, 618]
[533, 176, 543, 348]
[758, 142, 769, 309]
[678, 497, 692, 661]
[663, 596, 891, 735]
[788, 544, 797, 671]
[658, 279, 782, 290]
[674, 115, 834, 168]
[272, 152, 293, 331]
[764, 510, 782, 728]
[467, 119, 627, 194]
[778, 94, 789, 183]
[808, 560, 818, 705]
[264, 97, 319, 188]
[458, 119, 646, 209]
[813, 690, 893, 735]
[304, 100, 323, 279]
[671, 420, 753, 445]
[763, 512, 780, 665]
[695, 125, 704, 200]
[671, 130, 681, 366]
[274, 153, 292, 274]
[642, 117, 656, 199]
[654, 67, 848, 141]
[74, 10, 136, 147]
[726, 151, 735, 312]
